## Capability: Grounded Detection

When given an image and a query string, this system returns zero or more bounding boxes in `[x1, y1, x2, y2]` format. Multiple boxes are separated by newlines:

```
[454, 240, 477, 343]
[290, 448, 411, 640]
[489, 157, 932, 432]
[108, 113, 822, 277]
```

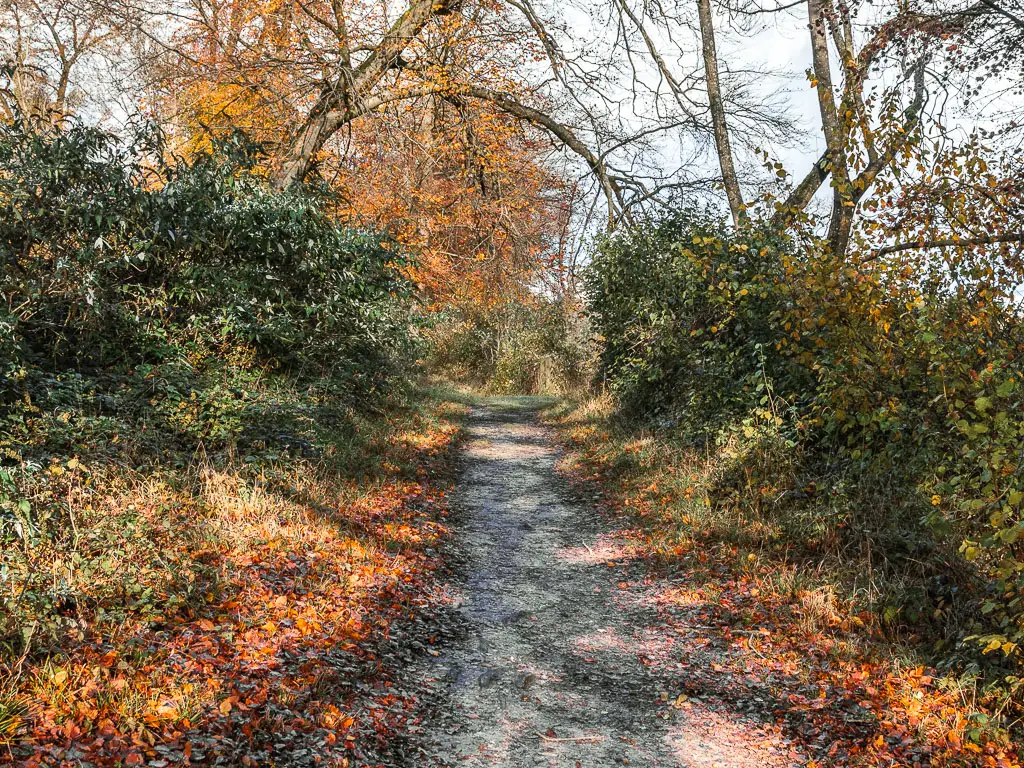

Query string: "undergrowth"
[583, 205, 1024, 708]
[2, 381, 467, 766]
[0, 120, 469, 766]
[547, 393, 1019, 766]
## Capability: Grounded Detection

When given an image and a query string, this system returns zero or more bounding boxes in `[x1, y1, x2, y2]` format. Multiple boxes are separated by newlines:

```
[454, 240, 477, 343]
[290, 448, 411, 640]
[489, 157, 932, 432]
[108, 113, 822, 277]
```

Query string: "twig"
[536, 732, 605, 743]
[866, 233, 1024, 262]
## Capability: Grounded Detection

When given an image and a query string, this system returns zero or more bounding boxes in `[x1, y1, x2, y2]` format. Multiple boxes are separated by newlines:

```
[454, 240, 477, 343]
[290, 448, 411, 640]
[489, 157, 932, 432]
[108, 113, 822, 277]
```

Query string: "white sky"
[549, 0, 832, 217]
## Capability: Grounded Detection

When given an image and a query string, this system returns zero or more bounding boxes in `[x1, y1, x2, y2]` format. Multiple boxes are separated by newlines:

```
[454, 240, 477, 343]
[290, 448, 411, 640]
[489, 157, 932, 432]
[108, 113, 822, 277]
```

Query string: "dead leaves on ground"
[8, 414, 462, 768]
[553, 417, 1020, 768]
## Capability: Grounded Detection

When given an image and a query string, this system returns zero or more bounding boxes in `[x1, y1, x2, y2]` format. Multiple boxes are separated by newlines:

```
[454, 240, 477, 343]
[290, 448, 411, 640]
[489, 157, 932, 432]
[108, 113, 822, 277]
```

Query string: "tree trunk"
[807, 0, 852, 257]
[269, 0, 447, 189]
[271, 97, 339, 189]
[696, 0, 744, 227]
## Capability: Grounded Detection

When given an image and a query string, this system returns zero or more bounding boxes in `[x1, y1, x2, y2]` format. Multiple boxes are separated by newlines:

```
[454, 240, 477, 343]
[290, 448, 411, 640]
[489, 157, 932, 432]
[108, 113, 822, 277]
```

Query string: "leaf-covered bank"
[566, 204, 1024, 762]
[547, 395, 1019, 767]
[0, 121, 470, 765]
[2, 384, 467, 767]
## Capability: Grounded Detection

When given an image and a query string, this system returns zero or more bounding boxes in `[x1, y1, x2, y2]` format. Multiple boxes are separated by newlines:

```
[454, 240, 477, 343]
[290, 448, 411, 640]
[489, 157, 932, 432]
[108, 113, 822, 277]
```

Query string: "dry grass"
[544, 394, 1019, 765]
[1, 386, 468, 766]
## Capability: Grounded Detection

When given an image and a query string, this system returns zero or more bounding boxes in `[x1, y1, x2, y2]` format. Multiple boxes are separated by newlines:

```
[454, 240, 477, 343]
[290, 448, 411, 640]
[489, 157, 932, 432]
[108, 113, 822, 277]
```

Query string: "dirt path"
[411, 399, 804, 767]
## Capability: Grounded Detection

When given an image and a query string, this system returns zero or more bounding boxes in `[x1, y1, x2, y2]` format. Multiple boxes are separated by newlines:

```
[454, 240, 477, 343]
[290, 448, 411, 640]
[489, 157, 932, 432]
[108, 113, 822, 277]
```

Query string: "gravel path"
[412, 398, 800, 768]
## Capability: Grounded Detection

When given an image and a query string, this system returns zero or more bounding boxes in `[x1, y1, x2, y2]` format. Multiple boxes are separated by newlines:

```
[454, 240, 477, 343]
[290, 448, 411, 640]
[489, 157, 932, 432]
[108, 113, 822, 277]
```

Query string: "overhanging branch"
[865, 233, 1024, 262]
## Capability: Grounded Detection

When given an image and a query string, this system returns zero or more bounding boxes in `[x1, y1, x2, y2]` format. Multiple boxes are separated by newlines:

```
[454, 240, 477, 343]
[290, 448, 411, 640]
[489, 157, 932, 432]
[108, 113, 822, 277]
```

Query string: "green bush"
[423, 297, 590, 394]
[0, 121, 414, 465]
[1, 124, 411, 380]
[586, 207, 1024, 667]
[587, 209, 803, 431]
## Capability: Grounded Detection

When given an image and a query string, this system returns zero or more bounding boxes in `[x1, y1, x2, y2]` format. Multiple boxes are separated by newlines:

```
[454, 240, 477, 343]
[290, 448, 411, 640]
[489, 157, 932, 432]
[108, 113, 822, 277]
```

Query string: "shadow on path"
[413, 398, 805, 767]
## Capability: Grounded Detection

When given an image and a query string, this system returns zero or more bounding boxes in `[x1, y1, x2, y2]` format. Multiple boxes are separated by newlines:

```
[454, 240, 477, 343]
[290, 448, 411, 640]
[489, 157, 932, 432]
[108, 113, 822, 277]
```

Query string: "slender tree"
[696, 0, 745, 225]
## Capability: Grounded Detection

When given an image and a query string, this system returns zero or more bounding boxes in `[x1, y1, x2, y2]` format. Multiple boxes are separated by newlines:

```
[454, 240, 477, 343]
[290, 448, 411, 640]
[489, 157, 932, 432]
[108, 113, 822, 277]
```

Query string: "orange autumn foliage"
[12, 405, 464, 767]
[154, 0, 571, 312]
[325, 98, 573, 310]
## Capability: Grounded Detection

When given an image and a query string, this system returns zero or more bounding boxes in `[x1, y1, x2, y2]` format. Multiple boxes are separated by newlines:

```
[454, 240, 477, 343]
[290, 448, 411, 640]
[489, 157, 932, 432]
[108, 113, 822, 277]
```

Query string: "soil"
[409, 398, 806, 767]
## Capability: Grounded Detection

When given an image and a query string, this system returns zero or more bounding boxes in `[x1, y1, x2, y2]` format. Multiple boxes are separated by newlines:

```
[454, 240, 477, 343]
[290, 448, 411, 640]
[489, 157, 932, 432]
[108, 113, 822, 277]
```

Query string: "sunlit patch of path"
[412, 398, 806, 767]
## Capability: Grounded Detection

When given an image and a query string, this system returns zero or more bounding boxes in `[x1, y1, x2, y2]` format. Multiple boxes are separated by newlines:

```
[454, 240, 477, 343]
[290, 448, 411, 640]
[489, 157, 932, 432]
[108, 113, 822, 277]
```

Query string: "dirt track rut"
[412, 398, 800, 768]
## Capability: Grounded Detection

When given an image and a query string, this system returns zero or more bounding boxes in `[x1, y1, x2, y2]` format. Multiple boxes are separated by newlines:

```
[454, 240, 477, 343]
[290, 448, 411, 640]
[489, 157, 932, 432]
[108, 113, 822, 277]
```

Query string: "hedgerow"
[586, 207, 1024, 689]
[0, 121, 428, 761]
[1, 122, 414, 465]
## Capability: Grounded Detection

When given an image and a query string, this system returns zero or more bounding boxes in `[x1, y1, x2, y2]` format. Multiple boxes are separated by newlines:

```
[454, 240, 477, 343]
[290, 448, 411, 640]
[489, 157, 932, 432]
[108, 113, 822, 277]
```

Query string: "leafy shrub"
[587, 209, 803, 431]
[3, 126, 411, 387]
[586, 207, 1024, 675]
[423, 297, 590, 394]
[0, 121, 414, 462]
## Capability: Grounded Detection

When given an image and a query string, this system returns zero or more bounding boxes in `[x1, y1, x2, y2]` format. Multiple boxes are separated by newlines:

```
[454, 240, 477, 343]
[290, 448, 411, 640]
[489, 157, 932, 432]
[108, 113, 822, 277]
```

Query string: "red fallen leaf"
[124, 752, 143, 765]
